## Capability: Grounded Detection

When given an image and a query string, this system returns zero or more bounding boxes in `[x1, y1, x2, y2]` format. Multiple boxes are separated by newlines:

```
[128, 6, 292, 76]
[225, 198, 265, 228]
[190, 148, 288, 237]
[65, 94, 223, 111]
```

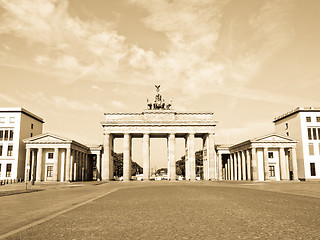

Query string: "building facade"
[274, 107, 320, 180]
[0, 108, 43, 181]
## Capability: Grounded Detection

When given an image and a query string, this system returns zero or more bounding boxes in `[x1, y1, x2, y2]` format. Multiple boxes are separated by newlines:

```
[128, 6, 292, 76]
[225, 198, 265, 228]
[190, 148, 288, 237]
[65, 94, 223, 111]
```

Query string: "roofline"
[0, 107, 44, 123]
[273, 107, 320, 123]
[104, 111, 215, 115]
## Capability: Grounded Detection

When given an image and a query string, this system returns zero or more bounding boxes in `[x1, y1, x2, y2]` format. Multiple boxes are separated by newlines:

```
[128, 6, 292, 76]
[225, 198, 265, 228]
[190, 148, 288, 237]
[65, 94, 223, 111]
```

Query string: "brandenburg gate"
[101, 86, 218, 181]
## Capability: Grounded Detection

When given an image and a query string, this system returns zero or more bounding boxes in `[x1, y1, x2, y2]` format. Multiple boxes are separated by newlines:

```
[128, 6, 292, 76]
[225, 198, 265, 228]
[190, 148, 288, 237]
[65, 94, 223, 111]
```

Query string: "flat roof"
[273, 107, 320, 123]
[0, 107, 44, 123]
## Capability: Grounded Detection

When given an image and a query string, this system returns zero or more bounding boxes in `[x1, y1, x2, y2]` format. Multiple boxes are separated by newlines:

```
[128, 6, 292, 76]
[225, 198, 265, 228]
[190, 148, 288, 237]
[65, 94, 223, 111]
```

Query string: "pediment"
[252, 133, 296, 143]
[24, 133, 71, 143]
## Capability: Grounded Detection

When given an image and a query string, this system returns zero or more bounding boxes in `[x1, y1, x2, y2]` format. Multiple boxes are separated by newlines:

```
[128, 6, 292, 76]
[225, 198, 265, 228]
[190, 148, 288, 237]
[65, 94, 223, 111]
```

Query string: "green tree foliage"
[112, 151, 143, 177]
[176, 150, 203, 177]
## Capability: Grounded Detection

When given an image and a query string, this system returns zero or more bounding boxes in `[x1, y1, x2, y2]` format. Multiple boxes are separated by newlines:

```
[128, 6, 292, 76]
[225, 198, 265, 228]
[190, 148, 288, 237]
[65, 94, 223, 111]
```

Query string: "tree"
[176, 150, 203, 177]
[112, 151, 143, 177]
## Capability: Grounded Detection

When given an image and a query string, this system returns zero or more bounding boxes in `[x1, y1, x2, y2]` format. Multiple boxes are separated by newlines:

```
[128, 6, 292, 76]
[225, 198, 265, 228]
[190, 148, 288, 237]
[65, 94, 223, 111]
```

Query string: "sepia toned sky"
[1, 0, 320, 167]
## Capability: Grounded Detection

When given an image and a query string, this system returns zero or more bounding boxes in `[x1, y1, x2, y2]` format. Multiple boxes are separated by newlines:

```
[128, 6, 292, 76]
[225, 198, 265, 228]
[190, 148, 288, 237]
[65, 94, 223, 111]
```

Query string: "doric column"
[85, 154, 88, 181]
[60, 150, 65, 182]
[208, 133, 216, 180]
[70, 150, 74, 181]
[218, 153, 223, 181]
[65, 148, 71, 182]
[96, 153, 101, 181]
[237, 152, 242, 180]
[279, 147, 287, 180]
[227, 158, 231, 180]
[102, 133, 113, 181]
[202, 135, 208, 180]
[263, 147, 270, 181]
[31, 150, 36, 182]
[291, 147, 299, 181]
[185, 135, 189, 180]
[168, 133, 176, 181]
[36, 148, 43, 181]
[241, 151, 246, 180]
[251, 148, 258, 181]
[76, 151, 80, 181]
[246, 150, 251, 181]
[123, 133, 132, 182]
[52, 148, 59, 181]
[232, 153, 237, 180]
[25, 147, 31, 181]
[188, 133, 196, 181]
[143, 133, 150, 181]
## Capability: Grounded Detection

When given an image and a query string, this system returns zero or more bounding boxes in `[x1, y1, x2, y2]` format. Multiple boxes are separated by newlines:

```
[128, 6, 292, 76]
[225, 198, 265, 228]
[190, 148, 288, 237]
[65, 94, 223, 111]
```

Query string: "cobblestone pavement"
[3, 182, 320, 240]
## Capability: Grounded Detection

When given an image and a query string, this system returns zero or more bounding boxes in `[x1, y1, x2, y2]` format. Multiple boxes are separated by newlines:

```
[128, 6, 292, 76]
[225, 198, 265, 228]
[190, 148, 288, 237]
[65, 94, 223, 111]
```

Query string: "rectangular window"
[0, 164, 1, 177]
[0, 145, 2, 156]
[30, 133, 33, 137]
[6, 164, 12, 177]
[317, 117, 320, 122]
[309, 143, 314, 155]
[269, 166, 275, 177]
[268, 152, 274, 158]
[306, 117, 311, 122]
[7, 145, 13, 156]
[0, 130, 3, 140]
[308, 128, 312, 140]
[318, 129, 320, 141]
[9, 130, 13, 141]
[0, 117, 4, 123]
[48, 153, 54, 159]
[31, 124, 34, 129]
[285, 123, 288, 130]
[4, 130, 8, 141]
[313, 128, 318, 140]
[47, 166, 53, 177]
[286, 132, 289, 136]
[310, 163, 316, 176]
[9, 117, 15, 123]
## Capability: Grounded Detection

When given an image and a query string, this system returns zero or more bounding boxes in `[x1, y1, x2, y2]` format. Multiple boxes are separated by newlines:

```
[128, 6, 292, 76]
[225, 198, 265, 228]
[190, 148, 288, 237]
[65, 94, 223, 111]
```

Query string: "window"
[286, 132, 289, 136]
[285, 123, 288, 130]
[31, 124, 34, 129]
[0, 164, 1, 177]
[48, 153, 54, 159]
[308, 128, 312, 140]
[30, 133, 33, 137]
[4, 130, 8, 141]
[317, 117, 320, 122]
[309, 143, 314, 155]
[7, 145, 13, 156]
[268, 152, 274, 158]
[0, 130, 3, 140]
[313, 128, 318, 140]
[9, 117, 15, 123]
[6, 164, 12, 177]
[47, 166, 53, 177]
[0, 117, 4, 123]
[306, 117, 311, 122]
[0, 145, 2, 156]
[9, 130, 13, 141]
[310, 163, 316, 176]
[269, 166, 275, 177]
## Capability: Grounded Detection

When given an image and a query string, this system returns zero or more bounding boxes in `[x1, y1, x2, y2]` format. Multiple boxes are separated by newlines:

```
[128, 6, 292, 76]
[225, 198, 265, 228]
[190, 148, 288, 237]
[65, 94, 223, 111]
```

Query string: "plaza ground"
[1, 181, 320, 239]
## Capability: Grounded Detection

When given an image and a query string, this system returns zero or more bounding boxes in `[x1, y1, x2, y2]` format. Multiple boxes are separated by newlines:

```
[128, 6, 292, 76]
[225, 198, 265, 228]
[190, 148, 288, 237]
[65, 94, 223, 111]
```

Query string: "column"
[231, 153, 237, 180]
[291, 147, 299, 181]
[85, 154, 88, 181]
[227, 158, 231, 180]
[263, 147, 270, 181]
[31, 150, 36, 182]
[96, 153, 101, 181]
[65, 148, 71, 182]
[251, 148, 258, 181]
[52, 148, 59, 181]
[185, 135, 189, 180]
[36, 148, 43, 181]
[123, 133, 132, 182]
[25, 148, 31, 181]
[60, 150, 65, 182]
[168, 133, 176, 181]
[143, 133, 150, 181]
[188, 133, 196, 181]
[246, 150, 251, 181]
[70, 150, 74, 181]
[102, 133, 113, 181]
[237, 152, 242, 180]
[218, 153, 223, 181]
[202, 135, 208, 180]
[76, 151, 80, 181]
[279, 147, 287, 180]
[241, 151, 246, 180]
[208, 133, 216, 180]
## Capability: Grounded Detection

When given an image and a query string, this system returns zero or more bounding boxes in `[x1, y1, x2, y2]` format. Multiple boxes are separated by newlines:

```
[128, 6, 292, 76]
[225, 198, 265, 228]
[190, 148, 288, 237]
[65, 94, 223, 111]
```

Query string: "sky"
[1, 0, 320, 168]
